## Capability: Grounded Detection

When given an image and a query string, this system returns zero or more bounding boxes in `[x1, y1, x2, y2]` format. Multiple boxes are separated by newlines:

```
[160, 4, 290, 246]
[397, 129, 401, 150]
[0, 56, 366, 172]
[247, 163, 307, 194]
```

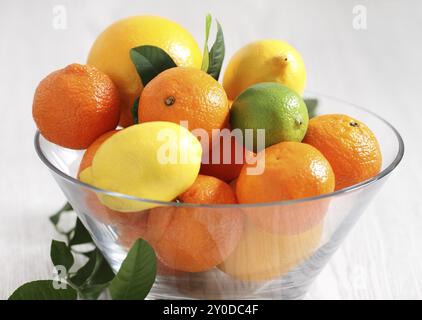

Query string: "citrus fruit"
[179, 174, 238, 204]
[241, 197, 330, 235]
[116, 210, 150, 247]
[33, 63, 120, 149]
[115, 211, 183, 277]
[236, 141, 335, 233]
[229, 179, 237, 193]
[223, 39, 306, 100]
[200, 128, 254, 182]
[87, 16, 202, 127]
[79, 122, 202, 212]
[138, 67, 229, 139]
[218, 220, 322, 281]
[78, 130, 152, 227]
[230, 83, 309, 151]
[145, 175, 244, 272]
[78, 130, 118, 176]
[303, 114, 382, 191]
[83, 190, 145, 227]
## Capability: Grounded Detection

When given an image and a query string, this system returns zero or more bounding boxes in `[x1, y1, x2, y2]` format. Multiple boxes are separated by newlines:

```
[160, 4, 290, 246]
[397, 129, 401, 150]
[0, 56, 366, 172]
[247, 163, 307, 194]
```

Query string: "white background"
[0, 0, 421, 299]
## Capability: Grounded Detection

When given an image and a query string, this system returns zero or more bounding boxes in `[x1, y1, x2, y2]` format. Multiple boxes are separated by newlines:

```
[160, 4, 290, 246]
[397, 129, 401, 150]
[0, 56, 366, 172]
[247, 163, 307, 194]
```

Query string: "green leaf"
[69, 218, 93, 246]
[69, 251, 97, 287]
[8, 280, 77, 300]
[131, 96, 140, 124]
[109, 239, 156, 300]
[304, 98, 319, 118]
[49, 202, 73, 226]
[87, 250, 115, 285]
[130, 45, 177, 86]
[70, 249, 114, 297]
[69, 250, 115, 300]
[201, 14, 212, 71]
[207, 19, 225, 80]
[50, 240, 74, 271]
[78, 283, 109, 300]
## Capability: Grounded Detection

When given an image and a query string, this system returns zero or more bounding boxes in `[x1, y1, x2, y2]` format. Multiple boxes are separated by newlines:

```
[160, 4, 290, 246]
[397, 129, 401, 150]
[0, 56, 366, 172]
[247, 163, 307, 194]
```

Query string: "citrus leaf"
[69, 218, 92, 246]
[78, 283, 109, 300]
[201, 14, 212, 71]
[70, 249, 114, 299]
[86, 249, 115, 286]
[8, 280, 77, 300]
[304, 98, 318, 118]
[130, 45, 177, 86]
[49, 202, 73, 226]
[131, 96, 140, 124]
[109, 239, 156, 300]
[50, 240, 74, 271]
[207, 19, 225, 80]
[69, 250, 97, 287]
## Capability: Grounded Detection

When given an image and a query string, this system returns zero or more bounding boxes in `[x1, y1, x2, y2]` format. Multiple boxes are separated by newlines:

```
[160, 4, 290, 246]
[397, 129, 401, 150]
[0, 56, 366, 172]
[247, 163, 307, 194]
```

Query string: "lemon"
[87, 16, 203, 127]
[218, 221, 322, 281]
[80, 122, 202, 212]
[223, 40, 306, 100]
[230, 83, 309, 151]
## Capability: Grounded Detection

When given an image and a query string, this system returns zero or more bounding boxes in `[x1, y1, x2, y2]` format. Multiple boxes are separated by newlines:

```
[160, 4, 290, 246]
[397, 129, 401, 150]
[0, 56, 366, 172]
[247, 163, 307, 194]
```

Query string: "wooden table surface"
[1, 0, 421, 299]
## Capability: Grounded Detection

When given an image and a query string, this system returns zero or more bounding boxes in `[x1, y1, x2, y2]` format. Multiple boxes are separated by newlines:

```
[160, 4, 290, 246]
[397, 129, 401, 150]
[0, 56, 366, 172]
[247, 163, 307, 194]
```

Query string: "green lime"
[229, 82, 309, 151]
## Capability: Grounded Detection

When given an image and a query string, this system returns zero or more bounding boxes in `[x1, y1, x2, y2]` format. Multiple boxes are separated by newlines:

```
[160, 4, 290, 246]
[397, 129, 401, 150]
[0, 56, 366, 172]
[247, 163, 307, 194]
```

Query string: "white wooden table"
[1, 0, 421, 299]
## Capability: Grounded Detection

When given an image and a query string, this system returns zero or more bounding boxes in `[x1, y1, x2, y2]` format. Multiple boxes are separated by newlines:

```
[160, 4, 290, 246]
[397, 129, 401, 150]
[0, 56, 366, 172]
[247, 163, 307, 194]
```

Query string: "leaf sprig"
[201, 13, 225, 80]
[9, 203, 157, 300]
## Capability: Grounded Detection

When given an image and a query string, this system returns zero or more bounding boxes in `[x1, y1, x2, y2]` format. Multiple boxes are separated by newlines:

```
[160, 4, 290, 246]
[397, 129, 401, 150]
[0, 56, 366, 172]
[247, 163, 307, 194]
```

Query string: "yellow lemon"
[87, 16, 203, 127]
[218, 221, 321, 281]
[223, 40, 307, 100]
[80, 122, 202, 212]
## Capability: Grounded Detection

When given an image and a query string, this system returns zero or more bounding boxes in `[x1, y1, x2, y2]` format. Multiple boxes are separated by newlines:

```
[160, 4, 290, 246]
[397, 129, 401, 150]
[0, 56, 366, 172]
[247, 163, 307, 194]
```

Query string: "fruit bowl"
[34, 93, 404, 300]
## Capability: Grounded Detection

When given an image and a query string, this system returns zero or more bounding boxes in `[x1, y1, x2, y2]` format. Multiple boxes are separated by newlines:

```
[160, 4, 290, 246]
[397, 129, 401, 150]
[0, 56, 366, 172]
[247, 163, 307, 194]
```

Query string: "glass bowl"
[34, 93, 404, 300]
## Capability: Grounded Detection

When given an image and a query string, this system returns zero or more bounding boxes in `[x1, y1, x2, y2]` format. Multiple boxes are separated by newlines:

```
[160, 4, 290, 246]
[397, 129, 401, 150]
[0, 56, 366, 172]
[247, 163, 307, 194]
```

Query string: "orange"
[179, 175, 238, 204]
[229, 179, 237, 194]
[200, 128, 254, 182]
[78, 130, 118, 176]
[237, 142, 335, 203]
[138, 67, 229, 138]
[303, 114, 382, 191]
[236, 142, 335, 233]
[33, 64, 120, 149]
[116, 210, 150, 247]
[115, 211, 182, 277]
[145, 175, 244, 272]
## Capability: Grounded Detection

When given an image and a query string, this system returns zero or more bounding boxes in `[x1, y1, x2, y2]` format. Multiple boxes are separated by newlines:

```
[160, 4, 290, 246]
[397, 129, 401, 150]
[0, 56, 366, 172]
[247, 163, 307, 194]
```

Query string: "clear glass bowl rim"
[34, 92, 404, 209]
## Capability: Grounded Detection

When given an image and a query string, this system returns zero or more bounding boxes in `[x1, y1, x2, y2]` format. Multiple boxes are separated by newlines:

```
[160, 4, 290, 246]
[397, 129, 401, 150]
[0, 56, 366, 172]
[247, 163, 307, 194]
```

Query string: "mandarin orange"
[303, 114, 382, 191]
[200, 128, 254, 182]
[138, 67, 229, 138]
[179, 174, 237, 204]
[145, 175, 244, 272]
[236, 142, 335, 233]
[33, 64, 120, 149]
